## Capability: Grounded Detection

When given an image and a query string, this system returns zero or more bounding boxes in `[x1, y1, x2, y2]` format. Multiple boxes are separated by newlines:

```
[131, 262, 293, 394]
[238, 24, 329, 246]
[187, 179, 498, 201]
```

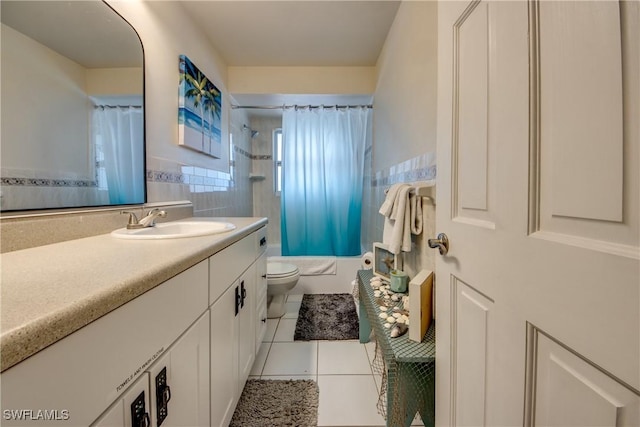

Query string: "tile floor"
[248, 294, 423, 427]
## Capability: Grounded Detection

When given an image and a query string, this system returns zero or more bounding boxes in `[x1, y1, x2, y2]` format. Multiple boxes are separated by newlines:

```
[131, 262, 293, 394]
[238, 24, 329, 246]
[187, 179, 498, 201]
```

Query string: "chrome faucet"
[122, 208, 167, 229]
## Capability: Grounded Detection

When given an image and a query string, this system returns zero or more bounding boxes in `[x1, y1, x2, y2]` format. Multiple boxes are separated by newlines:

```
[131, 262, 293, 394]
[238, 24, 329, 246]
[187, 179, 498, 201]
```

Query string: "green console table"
[358, 269, 435, 427]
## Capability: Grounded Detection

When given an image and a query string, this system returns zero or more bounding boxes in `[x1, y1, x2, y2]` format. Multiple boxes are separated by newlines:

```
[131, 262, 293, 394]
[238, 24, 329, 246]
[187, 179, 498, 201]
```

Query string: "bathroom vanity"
[0, 217, 267, 426]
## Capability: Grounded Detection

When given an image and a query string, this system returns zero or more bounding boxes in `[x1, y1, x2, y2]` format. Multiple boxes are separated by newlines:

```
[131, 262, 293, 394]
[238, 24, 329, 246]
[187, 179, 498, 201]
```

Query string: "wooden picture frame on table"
[373, 242, 402, 282]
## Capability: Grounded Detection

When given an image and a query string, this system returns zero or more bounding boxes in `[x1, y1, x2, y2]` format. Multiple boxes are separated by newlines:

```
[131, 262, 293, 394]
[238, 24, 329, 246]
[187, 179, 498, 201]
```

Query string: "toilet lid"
[267, 262, 299, 278]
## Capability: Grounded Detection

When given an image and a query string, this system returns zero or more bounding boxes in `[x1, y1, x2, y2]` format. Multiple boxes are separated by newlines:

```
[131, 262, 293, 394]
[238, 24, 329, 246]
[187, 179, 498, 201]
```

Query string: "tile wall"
[361, 152, 437, 278]
[145, 108, 254, 218]
[249, 116, 283, 245]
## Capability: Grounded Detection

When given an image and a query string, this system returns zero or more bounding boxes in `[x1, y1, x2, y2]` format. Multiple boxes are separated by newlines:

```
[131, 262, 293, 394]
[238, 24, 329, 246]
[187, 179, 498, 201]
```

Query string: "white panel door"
[435, 1, 639, 426]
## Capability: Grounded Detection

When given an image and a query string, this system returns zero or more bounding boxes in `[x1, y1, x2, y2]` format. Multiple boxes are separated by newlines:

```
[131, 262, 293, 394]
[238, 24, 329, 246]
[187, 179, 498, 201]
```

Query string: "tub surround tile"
[0, 217, 267, 372]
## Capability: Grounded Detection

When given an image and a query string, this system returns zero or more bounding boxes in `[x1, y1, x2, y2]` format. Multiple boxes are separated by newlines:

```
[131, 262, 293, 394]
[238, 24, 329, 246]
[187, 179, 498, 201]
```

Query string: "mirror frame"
[0, 0, 147, 216]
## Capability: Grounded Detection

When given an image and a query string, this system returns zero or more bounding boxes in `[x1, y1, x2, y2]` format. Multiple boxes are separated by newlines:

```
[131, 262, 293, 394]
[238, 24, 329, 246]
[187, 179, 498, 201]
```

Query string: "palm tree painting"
[178, 55, 222, 158]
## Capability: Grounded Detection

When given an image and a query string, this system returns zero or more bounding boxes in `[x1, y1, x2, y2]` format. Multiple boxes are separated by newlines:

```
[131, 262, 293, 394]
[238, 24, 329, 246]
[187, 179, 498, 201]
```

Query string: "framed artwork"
[373, 242, 403, 282]
[178, 55, 222, 158]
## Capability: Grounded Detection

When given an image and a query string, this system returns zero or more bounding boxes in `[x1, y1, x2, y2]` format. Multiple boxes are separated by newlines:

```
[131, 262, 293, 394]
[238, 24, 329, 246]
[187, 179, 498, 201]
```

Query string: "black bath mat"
[294, 293, 359, 340]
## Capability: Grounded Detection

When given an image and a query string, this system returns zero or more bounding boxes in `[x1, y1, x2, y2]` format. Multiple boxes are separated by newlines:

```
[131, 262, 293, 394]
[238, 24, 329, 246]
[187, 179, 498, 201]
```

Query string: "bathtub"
[266, 244, 362, 295]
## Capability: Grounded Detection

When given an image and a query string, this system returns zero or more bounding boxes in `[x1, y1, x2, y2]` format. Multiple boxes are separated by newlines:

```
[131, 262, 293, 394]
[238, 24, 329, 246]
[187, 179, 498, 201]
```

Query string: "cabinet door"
[237, 264, 256, 393]
[92, 373, 150, 427]
[255, 253, 268, 348]
[147, 311, 210, 427]
[210, 284, 239, 427]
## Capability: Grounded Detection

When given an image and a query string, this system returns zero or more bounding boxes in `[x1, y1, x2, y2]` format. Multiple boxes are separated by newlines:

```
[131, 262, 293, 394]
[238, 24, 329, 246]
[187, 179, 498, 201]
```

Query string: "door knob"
[428, 233, 449, 256]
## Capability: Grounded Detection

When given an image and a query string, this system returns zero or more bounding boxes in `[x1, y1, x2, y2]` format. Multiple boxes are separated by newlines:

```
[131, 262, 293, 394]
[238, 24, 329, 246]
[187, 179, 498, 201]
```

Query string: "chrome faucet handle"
[140, 208, 167, 227]
[146, 208, 167, 217]
[121, 210, 143, 229]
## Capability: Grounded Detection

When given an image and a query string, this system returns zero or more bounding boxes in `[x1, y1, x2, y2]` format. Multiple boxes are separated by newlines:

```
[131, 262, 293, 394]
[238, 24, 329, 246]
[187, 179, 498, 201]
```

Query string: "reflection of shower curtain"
[281, 106, 371, 256]
[92, 106, 144, 204]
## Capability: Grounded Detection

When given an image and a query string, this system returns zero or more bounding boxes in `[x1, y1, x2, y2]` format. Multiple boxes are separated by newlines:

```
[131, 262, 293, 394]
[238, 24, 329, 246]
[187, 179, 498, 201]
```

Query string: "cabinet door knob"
[235, 286, 241, 316]
[240, 280, 247, 308]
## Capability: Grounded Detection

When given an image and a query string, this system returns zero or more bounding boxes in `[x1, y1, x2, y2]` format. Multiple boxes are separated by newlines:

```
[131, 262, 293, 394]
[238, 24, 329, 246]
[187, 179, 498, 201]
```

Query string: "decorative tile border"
[234, 145, 272, 160]
[0, 177, 98, 187]
[234, 146, 252, 159]
[372, 165, 437, 188]
[371, 152, 437, 188]
[145, 165, 236, 194]
[146, 170, 184, 184]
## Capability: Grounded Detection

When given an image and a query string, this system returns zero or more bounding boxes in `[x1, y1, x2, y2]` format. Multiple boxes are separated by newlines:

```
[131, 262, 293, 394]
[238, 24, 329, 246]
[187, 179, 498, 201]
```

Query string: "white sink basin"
[111, 220, 236, 240]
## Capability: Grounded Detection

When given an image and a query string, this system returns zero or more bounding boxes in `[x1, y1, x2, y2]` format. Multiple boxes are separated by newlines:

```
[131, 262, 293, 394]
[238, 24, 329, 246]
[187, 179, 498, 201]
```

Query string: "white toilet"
[266, 262, 300, 318]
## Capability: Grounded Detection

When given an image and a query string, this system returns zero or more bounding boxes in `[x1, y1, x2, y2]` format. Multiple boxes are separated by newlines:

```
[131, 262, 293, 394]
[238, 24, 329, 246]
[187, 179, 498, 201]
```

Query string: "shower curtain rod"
[231, 104, 372, 110]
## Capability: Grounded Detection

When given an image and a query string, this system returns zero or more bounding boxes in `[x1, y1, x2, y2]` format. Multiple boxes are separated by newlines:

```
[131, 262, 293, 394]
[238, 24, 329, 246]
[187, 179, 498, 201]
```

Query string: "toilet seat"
[267, 262, 299, 278]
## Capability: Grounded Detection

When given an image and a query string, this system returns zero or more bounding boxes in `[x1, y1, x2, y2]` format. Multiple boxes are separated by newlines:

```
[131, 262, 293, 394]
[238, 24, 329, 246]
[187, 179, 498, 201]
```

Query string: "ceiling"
[2, 1, 400, 116]
[181, 1, 399, 115]
[0, 1, 142, 68]
[180, 1, 401, 67]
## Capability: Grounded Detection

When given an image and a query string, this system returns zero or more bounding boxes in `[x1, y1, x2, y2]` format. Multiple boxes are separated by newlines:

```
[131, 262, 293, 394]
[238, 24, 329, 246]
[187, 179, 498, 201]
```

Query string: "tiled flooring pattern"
[248, 294, 423, 427]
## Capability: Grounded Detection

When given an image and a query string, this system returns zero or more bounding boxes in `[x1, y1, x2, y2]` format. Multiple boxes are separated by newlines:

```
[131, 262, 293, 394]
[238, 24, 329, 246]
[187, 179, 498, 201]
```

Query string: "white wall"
[228, 66, 376, 95]
[1, 24, 91, 178]
[373, 1, 438, 171]
[86, 68, 143, 96]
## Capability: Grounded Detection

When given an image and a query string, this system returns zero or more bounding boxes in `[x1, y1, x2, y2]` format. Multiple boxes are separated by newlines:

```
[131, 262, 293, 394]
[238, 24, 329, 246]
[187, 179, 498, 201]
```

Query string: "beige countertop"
[0, 217, 268, 372]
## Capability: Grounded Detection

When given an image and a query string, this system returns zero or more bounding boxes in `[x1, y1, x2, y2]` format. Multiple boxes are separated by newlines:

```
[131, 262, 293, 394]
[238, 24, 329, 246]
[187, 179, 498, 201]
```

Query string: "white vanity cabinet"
[1, 260, 209, 427]
[92, 373, 151, 427]
[1, 220, 268, 427]
[209, 226, 267, 427]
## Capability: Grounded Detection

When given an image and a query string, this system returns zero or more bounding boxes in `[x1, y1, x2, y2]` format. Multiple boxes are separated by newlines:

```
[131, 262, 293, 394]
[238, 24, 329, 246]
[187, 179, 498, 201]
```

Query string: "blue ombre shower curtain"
[281, 106, 371, 256]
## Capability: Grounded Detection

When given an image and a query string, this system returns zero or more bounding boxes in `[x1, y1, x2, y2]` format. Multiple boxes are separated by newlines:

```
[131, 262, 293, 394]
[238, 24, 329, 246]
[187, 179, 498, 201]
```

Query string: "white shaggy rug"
[230, 379, 319, 427]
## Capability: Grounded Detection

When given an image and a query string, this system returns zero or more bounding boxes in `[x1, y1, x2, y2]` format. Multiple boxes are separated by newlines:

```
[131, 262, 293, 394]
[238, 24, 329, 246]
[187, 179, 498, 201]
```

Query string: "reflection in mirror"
[1, 1, 145, 212]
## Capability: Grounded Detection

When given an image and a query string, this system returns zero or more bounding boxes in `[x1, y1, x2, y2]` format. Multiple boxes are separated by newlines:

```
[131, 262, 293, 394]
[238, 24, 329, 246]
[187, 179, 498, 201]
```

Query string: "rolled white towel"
[409, 192, 423, 235]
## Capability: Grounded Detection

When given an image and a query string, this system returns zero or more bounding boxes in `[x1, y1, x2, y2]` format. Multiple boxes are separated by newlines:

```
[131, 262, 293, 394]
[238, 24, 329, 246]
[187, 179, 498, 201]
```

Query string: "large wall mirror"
[1, 1, 145, 212]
